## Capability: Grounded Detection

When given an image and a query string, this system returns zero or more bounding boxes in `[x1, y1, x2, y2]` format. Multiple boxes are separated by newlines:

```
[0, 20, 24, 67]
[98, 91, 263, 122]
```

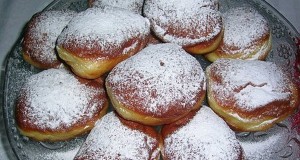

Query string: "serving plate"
[2, 0, 300, 159]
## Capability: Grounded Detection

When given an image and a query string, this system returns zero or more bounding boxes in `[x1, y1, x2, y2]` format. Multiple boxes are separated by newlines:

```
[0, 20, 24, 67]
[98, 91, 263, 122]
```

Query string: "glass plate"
[2, 0, 300, 159]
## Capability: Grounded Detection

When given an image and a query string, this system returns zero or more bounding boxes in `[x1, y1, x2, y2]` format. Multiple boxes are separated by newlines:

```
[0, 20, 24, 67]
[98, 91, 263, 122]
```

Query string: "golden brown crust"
[56, 8, 150, 79]
[184, 29, 224, 54]
[58, 35, 146, 60]
[16, 104, 108, 142]
[107, 83, 205, 126]
[22, 51, 62, 69]
[207, 81, 299, 131]
[15, 71, 109, 142]
[56, 37, 147, 79]
[205, 32, 272, 62]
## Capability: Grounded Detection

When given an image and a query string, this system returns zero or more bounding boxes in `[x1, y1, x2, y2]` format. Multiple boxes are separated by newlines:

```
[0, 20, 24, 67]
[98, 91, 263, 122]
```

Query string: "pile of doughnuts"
[15, 0, 300, 159]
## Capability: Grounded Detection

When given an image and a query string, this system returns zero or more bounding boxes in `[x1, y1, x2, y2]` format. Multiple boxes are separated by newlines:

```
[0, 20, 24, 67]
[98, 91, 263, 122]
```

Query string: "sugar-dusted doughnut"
[56, 7, 150, 79]
[74, 112, 161, 160]
[15, 68, 109, 141]
[206, 59, 299, 131]
[205, 7, 272, 62]
[143, 0, 223, 54]
[22, 10, 76, 69]
[161, 106, 244, 159]
[106, 43, 206, 126]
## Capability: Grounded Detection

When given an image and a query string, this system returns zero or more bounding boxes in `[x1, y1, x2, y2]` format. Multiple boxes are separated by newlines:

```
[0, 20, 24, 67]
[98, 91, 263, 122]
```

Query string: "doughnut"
[161, 106, 244, 160]
[143, 0, 223, 54]
[206, 59, 299, 131]
[22, 10, 76, 69]
[205, 7, 272, 62]
[88, 0, 144, 14]
[56, 7, 150, 79]
[15, 68, 109, 141]
[74, 112, 160, 160]
[105, 43, 206, 126]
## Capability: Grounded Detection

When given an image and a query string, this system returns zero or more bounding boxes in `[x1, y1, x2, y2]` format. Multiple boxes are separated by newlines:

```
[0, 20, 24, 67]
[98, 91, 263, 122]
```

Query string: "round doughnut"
[74, 112, 160, 160]
[88, 0, 144, 14]
[143, 0, 223, 54]
[161, 106, 244, 160]
[56, 7, 150, 79]
[206, 59, 299, 131]
[205, 7, 272, 62]
[105, 43, 206, 126]
[22, 10, 76, 69]
[15, 68, 109, 141]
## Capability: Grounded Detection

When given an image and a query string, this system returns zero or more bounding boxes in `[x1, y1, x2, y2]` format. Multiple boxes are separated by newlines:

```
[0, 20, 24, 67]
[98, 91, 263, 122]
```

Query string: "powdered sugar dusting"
[246, 37, 271, 60]
[57, 7, 150, 57]
[208, 59, 292, 110]
[91, 0, 144, 14]
[21, 68, 104, 130]
[75, 112, 159, 159]
[164, 106, 242, 159]
[106, 43, 206, 116]
[144, 0, 222, 46]
[23, 10, 75, 63]
[220, 7, 270, 56]
[122, 41, 138, 55]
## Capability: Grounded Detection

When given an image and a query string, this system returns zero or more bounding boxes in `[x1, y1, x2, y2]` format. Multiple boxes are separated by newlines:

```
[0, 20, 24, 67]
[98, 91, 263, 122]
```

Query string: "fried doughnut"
[205, 7, 272, 62]
[88, 0, 144, 14]
[74, 112, 160, 160]
[15, 68, 109, 141]
[143, 0, 223, 54]
[22, 10, 75, 69]
[56, 7, 150, 79]
[161, 106, 244, 160]
[105, 43, 206, 126]
[206, 59, 299, 131]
